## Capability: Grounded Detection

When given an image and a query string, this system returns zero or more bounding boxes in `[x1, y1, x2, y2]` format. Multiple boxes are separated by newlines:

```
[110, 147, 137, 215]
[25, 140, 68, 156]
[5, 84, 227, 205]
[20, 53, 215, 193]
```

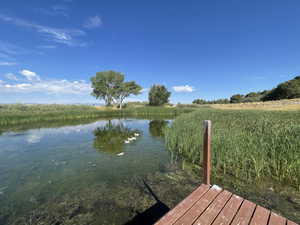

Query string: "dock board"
[154, 184, 298, 225]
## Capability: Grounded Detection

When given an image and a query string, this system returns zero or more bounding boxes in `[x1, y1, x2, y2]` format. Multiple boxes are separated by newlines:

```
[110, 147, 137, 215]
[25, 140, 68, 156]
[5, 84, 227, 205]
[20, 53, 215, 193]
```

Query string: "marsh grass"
[165, 109, 300, 188]
[0, 104, 194, 127]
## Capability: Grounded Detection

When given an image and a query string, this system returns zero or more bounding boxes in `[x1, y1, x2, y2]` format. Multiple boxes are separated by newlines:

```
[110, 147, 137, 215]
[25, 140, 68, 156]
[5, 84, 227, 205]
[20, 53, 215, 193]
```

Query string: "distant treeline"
[192, 98, 230, 104]
[193, 76, 300, 104]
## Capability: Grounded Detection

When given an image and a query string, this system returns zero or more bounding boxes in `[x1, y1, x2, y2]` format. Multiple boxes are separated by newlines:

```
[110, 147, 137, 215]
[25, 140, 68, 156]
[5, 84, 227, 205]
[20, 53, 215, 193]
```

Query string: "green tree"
[262, 76, 300, 101]
[148, 85, 171, 106]
[115, 81, 142, 109]
[230, 94, 244, 103]
[90, 70, 142, 107]
[91, 71, 124, 106]
[193, 99, 206, 104]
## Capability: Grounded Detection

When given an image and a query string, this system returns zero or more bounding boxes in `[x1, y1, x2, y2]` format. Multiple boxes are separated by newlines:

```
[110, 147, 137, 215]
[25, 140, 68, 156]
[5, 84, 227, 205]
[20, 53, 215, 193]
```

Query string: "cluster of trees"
[230, 76, 300, 103]
[91, 70, 171, 107]
[262, 76, 300, 101]
[92, 71, 300, 107]
[193, 76, 300, 105]
[229, 91, 268, 103]
[192, 98, 230, 104]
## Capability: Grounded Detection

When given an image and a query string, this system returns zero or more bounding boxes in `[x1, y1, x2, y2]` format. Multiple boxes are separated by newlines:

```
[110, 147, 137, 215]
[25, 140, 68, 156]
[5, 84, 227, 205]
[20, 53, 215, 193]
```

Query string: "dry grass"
[94, 106, 119, 110]
[210, 98, 300, 111]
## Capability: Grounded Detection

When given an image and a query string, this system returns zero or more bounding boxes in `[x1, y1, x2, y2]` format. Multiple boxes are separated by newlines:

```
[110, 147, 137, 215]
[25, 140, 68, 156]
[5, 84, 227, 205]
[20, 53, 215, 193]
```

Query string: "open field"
[165, 109, 300, 189]
[210, 98, 300, 111]
[0, 104, 195, 127]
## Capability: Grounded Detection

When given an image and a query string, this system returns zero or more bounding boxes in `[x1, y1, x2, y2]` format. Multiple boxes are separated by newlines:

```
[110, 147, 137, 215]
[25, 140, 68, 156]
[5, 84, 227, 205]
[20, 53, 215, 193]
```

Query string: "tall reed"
[165, 109, 300, 188]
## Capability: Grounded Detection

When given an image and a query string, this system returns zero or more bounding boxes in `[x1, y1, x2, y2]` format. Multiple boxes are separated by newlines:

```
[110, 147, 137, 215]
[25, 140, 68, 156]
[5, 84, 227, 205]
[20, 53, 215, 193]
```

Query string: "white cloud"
[141, 88, 149, 93]
[0, 78, 91, 95]
[1, 69, 92, 96]
[19, 69, 41, 81]
[5, 73, 18, 81]
[0, 62, 16, 66]
[0, 14, 86, 47]
[173, 85, 195, 93]
[84, 16, 102, 29]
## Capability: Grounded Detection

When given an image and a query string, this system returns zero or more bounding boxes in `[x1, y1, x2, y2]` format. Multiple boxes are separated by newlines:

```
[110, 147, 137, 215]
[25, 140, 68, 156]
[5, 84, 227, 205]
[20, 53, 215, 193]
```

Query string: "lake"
[0, 118, 199, 225]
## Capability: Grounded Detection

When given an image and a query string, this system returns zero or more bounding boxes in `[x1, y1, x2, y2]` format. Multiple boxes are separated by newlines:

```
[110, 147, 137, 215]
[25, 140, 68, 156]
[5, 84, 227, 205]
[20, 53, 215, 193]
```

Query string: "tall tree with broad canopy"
[90, 70, 141, 107]
[115, 81, 142, 109]
[148, 85, 171, 106]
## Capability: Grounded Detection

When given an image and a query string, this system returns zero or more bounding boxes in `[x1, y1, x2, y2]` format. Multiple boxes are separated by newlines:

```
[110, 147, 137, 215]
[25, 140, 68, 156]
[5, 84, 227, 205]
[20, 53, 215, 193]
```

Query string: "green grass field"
[165, 109, 300, 189]
[0, 104, 194, 126]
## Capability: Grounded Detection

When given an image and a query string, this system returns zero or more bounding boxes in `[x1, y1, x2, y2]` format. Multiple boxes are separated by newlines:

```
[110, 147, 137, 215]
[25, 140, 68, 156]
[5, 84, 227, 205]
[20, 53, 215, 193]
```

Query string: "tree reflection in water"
[149, 120, 169, 137]
[93, 120, 141, 154]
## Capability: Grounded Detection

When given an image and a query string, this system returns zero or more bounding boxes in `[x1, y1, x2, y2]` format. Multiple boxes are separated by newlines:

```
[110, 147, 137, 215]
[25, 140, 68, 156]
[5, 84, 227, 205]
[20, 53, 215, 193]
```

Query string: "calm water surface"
[0, 119, 199, 225]
[1, 118, 299, 224]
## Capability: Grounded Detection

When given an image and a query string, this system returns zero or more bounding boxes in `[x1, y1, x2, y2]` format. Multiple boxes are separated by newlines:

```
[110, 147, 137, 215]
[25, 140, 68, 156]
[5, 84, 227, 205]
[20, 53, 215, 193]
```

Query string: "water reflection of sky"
[0, 119, 170, 181]
[0, 119, 177, 225]
[1, 120, 135, 146]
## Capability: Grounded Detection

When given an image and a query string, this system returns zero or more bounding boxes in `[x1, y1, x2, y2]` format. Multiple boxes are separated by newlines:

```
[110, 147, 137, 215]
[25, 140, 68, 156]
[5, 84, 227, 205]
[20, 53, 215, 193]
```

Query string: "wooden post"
[203, 120, 211, 185]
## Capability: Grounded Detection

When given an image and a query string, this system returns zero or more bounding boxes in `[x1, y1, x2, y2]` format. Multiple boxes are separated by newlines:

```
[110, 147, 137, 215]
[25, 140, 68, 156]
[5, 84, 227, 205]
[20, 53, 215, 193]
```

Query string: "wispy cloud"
[0, 14, 87, 47]
[84, 15, 102, 29]
[0, 52, 12, 59]
[36, 4, 70, 18]
[19, 69, 41, 81]
[173, 85, 194, 93]
[0, 41, 32, 62]
[5, 73, 18, 81]
[0, 62, 17, 66]
[37, 45, 57, 49]
[1, 69, 91, 95]
[0, 41, 26, 58]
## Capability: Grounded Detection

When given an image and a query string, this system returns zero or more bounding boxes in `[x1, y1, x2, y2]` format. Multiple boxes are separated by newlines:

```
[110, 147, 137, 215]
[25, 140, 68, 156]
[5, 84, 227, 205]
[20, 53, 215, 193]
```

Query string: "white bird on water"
[128, 137, 136, 141]
[134, 133, 140, 137]
[117, 152, 124, 156]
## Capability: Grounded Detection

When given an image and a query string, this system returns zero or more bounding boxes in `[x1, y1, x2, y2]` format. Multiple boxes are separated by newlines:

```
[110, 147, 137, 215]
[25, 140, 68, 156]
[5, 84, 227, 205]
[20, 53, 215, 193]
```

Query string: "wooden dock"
[154, 121, 298, 225]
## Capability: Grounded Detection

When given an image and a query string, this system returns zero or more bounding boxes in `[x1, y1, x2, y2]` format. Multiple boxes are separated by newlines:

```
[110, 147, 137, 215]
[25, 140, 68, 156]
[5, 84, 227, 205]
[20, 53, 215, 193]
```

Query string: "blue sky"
[0, 0, 300, 104]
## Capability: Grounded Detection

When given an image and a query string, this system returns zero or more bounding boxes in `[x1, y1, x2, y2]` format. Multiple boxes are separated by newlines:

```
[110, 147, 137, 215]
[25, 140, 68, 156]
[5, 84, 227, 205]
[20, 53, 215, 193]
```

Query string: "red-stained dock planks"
[154, 184, 298, 225]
